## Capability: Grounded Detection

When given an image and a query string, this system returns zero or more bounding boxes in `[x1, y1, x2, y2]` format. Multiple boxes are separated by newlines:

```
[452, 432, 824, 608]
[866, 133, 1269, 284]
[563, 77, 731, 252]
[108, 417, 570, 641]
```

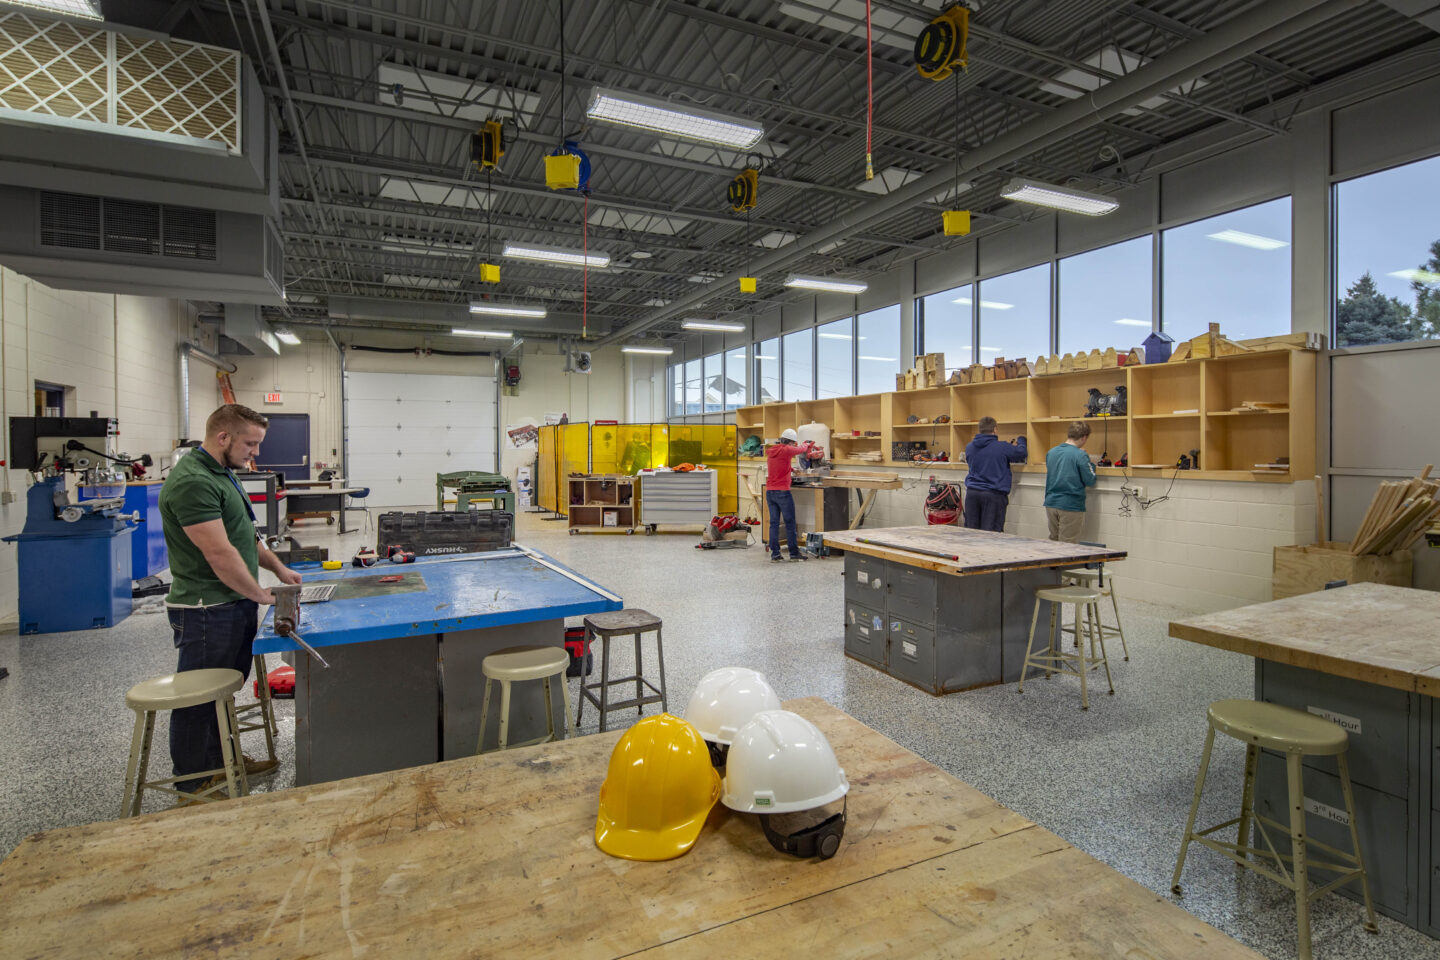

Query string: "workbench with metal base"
[0, 698, 1264, 960]
[823, 526, 1125, 694]
[254, 547, 622, 785]
[1171, 583, 1440, 937]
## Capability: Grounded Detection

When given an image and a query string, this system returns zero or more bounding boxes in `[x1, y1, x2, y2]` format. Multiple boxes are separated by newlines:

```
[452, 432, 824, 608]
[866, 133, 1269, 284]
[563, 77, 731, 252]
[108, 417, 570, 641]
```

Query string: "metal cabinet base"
[294, 620, 567, 785]
[841, 552, 1051, 695]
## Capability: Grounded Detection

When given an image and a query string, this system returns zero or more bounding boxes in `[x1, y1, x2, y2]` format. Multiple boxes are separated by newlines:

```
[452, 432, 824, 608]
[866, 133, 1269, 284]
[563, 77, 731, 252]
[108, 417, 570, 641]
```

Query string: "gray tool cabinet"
[638, 470, 716, 533]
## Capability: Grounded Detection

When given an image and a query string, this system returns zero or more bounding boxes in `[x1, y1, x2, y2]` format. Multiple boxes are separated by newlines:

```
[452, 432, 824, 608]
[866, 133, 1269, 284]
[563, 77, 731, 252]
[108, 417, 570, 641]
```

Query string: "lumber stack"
[1350, 465, 1440, 556]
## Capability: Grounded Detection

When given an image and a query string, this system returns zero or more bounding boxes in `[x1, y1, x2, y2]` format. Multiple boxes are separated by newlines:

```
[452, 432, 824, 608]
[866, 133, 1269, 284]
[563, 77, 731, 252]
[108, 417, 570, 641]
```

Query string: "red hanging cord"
[865, 0, 874, 180]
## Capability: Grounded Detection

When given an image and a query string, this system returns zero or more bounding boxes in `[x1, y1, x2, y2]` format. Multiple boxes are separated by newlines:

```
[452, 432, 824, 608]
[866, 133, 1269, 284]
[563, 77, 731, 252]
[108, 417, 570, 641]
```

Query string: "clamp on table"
[269, 584, 330, 668]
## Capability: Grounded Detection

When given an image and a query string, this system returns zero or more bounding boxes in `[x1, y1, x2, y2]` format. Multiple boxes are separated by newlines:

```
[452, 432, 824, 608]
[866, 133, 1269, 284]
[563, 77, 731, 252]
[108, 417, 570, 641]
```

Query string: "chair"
[476, 646, 574, 753]
[121, 669, 249, 816]
[346, 486, 372, 534]
[1017, 585, 1114, 709]
[1172, 699, 1379, 960]
[576, 609, 667, 732]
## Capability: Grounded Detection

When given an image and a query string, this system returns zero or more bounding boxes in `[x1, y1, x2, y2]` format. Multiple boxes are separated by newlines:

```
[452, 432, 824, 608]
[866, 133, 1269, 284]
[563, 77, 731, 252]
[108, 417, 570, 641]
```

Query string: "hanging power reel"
[471, 120, 505, 170]
[914, 5, 970, 81]
[728, 168, 758, 213]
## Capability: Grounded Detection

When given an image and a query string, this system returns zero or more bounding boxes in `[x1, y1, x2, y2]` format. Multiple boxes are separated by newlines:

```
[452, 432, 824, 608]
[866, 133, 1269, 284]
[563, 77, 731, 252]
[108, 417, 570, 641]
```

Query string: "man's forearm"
[257, 543, 288, 577]
[207, 548, 270, 603]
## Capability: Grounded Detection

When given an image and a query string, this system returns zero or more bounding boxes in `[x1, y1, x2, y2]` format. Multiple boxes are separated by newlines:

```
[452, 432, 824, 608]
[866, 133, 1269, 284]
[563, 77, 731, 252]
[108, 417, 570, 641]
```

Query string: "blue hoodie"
[964, 433, 1027, 494]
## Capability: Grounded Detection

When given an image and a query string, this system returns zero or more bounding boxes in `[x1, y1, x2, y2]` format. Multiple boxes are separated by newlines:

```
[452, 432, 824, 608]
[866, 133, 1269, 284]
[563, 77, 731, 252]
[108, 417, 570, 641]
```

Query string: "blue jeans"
[964, 489, 1009, 532]
[168, 600, 258, 790]
[767, 489, 800, 559]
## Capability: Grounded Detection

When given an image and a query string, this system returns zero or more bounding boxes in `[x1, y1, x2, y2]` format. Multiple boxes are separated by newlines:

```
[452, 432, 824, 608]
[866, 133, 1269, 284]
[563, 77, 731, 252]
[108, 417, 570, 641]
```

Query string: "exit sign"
[263, 393, 283, 404]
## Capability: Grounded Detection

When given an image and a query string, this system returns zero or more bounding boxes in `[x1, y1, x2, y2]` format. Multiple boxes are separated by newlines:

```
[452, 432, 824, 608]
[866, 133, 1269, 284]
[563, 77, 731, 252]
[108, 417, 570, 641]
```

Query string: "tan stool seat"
[1060, 568, 1108, 588]
[1035, 585, 1102, 604]
[483, 646, 570, 682]
[125, 668, 244, 712]
[1207, 699, 1348, 756]
[577, 608, 668, 732]
[584, 609, 663, 634]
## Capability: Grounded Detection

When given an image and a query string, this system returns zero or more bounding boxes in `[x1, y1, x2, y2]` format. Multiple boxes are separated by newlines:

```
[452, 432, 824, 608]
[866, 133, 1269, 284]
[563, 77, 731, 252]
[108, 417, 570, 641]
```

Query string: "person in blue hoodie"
[963, 417, 1027, 532]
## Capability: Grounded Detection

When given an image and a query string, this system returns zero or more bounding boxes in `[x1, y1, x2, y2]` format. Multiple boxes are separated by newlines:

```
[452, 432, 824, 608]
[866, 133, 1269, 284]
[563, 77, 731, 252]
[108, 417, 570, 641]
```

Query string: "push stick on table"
[855, 537, 960, 561]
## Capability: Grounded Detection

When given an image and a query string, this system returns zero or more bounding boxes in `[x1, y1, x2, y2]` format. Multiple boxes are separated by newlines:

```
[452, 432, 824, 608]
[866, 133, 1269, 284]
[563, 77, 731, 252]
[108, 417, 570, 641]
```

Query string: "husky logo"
[425, 546, 466, 554]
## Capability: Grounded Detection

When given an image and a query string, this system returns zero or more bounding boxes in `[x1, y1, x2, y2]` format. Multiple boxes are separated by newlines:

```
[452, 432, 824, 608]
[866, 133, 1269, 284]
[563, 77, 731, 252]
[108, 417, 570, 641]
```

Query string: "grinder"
[269, 584, 331, 668]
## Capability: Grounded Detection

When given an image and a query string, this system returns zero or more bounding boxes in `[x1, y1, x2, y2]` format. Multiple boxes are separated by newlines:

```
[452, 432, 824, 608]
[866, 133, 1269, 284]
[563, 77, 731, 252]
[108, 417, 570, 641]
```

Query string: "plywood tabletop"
[1169, 583, 1440, 695]
[0, 699, 1258, 960]
[823, 525, 1126, 576]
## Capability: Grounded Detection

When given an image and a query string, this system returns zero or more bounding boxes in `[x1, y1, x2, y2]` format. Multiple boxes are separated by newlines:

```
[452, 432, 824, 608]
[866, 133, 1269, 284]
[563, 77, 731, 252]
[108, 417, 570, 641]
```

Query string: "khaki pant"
[1046, 507, 1084, 543]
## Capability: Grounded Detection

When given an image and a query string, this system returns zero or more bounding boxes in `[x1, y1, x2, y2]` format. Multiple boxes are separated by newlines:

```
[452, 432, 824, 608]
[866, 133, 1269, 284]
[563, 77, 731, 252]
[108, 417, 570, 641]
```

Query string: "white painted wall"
[228, 338, 345, 472]
[0, 267, 191, 623]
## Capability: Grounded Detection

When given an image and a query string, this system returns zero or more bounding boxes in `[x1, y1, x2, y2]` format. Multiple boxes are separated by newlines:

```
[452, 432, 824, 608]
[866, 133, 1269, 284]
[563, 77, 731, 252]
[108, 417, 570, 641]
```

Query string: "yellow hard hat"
[595, 713, 722, 861]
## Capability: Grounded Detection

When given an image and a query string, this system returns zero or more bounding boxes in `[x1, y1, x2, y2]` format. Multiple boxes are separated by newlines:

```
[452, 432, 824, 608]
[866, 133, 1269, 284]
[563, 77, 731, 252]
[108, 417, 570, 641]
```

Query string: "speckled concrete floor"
[1, 507, 1434, 959]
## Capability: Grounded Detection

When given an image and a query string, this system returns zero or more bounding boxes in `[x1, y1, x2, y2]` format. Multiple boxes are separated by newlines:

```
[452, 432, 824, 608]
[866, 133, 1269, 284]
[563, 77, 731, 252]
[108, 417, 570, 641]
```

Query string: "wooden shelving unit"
[733, 350, 1316, 482]
[566, 475, 637, 534]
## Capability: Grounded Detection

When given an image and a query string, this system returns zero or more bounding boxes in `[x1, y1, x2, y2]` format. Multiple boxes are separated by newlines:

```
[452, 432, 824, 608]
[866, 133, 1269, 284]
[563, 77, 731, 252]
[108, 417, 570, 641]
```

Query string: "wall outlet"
[1121, 484, 1144, 500]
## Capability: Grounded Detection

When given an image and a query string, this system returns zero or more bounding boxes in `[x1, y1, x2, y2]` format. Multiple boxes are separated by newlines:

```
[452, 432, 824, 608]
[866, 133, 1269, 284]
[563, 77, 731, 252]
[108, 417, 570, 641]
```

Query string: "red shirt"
[765, 442, 800, 490]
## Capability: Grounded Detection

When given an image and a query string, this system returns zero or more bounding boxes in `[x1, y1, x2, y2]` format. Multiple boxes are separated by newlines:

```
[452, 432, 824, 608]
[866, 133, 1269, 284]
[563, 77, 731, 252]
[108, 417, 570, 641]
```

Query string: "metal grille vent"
[39, 191, 216, 260]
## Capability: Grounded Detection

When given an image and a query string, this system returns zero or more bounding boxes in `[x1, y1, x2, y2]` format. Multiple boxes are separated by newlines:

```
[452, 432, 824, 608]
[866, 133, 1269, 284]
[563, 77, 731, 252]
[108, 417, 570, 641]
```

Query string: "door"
[256, 413, 310, 482]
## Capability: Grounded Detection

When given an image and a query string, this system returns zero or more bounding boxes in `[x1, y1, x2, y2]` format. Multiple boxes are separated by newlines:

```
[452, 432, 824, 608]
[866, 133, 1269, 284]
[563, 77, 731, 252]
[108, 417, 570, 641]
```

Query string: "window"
[978, 264, 1051, 364]
[1335, 154, 1440, 347]
[703, 353, 724, 413]
[919, 284, 974, 374]
[856, 305, 901, 394]
[755, 338, 780, 404]
[1162, 197, 1291, 342]
[815, 317, 854, 398]
[684, 358, 701, 415]
[725, 346, 747, 409]
[782, 328, 813, 401]
[1058, 236, 1153, 355]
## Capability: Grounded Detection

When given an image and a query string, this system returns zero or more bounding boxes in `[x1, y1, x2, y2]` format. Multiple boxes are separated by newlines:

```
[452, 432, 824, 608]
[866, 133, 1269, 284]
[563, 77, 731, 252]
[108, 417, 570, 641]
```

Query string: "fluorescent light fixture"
[1206, 229, 1289, 251]
[450, 328, 513, 338]
[622, 345, 675, 355]
[818, 333, 853, 341]
[754, 354, 777, 360]
[502, 243, 610, 269]
[4, 0, 102, 19]
[1388, 268, 1440, 284]
[275, 330, 301, 346]
[784, 275, 868, 294]
[1114, 318, 1151, 327]
[858, 356, 898, 362]
[952, 296, 1014, 310]
[587, 86, 763, 149]
[1000, 178, 1117, 216]
[682, 320, 746, 332]
[469, 302, 547, 319]
[630, 250, 654, 259]
[980, 346, 1003, 353]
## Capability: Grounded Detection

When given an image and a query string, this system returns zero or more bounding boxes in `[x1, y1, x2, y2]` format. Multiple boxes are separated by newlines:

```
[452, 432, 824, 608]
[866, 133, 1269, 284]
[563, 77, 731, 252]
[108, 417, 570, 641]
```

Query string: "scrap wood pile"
[1350, 465, 1440, 556]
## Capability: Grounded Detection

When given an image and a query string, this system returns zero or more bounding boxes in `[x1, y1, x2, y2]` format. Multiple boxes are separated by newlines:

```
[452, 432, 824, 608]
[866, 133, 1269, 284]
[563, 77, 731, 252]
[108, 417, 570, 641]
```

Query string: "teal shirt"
[159, 448, 259, 606]
[1043, 442, 1097, 512]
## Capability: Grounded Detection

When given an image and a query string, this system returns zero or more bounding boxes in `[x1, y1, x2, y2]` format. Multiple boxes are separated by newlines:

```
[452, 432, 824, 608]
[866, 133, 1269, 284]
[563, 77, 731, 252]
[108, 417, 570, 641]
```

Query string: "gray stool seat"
[576, 608, 667, 732]
[477, 645, 574, 754]
[1060, 567, 1130, 661]
[121, 668, 249, 816]
[1172, 699, 1378, 960]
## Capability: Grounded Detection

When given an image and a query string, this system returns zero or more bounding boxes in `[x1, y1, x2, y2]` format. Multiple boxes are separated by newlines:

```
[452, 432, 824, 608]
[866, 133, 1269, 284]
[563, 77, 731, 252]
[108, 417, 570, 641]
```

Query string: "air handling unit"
[0, 10, 282, 303]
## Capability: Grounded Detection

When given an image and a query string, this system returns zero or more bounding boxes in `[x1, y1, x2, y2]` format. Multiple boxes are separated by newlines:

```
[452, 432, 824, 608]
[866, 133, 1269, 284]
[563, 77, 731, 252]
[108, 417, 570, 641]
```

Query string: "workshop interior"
[0, 0, 1439, 957]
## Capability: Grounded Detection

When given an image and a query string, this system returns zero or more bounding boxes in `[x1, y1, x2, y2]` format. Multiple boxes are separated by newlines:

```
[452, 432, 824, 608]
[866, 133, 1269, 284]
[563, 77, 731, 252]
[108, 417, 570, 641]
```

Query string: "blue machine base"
[17, 531, 133, 634]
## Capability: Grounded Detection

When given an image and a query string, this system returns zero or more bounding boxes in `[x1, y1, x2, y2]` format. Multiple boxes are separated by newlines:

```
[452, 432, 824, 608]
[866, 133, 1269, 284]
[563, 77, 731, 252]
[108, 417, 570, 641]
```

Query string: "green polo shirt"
[159, 448, 258, 606]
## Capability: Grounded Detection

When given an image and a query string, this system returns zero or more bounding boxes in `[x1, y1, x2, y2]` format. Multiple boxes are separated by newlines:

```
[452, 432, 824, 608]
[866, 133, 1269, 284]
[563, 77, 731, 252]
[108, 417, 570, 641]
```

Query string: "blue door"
[256, 413, 310, 482]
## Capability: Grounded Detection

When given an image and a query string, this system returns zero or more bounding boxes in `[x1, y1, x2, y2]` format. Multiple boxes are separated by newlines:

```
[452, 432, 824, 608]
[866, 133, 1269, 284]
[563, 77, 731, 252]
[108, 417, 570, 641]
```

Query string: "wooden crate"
[1272, 541, 1413, 599]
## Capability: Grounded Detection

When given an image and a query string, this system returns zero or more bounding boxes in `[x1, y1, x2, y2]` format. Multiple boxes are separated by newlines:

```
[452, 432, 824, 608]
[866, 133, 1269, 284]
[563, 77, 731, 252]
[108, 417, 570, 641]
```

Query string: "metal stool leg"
[561, 667, 575, 737]
[1075, 603, 1090, 710]
[575, 625, 591, 729]
[654, 625, 668, 713]
[226, 698, 249, 796]
[252, 654, 277, 762]
[477, 677, 493, 754]
[215, 698, 241, 800]
[542, 676, 556, 743]
[1089, 602, 1114, 695]
[633, 630, 644, 717]
[1018, 596, 1043, 694]
[1236, 743, 1259, 865]
[1286, 751, 1313, 960]
[498, 679, 513, 751]
[1172, 725, 1217, 894]
[1337, 751, 1380, 934]
[1108, 585, 1130, 661]
[121, 709, 149, 818]
[598, 634, 612, 732]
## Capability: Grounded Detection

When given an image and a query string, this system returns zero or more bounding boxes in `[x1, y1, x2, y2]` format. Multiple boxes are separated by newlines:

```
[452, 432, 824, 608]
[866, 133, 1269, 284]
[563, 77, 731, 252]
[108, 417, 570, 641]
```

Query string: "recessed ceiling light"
[1114, 318, 1152, 327]
[858, 356, 897, 362]
[754, 354, 777, 360]
[622, 344, 675, 355]
[503, 243, 610, 269]
[784, 275, 868, 294]
[586, 86, 764, 148]
[451, 328, 513, 338]
[629, 250, 653, 259]
[953, 297, 1014, 310]
[1000, 178, 1118, 216]
[682, 320, 746, 332]
[1206, 229, 1289, 251]
[469, 302, 547, 318]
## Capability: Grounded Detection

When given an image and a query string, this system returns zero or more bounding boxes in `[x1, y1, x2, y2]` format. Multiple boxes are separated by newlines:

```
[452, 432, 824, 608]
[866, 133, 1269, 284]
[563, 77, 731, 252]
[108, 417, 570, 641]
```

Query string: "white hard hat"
[722, 710, 848, 814]
[779, 428, 799, 442]
[684, 667, 782, 746]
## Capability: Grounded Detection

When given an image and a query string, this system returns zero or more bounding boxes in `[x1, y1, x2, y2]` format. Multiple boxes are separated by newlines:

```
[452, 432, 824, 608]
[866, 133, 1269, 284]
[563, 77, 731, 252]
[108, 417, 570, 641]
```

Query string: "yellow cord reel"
[914, 6, 969, 81]
[728, 168, 758, 212]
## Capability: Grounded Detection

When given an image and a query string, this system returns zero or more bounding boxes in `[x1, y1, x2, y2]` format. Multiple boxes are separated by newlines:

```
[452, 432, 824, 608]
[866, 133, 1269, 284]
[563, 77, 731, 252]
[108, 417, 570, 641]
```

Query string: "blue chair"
[346, 487, 372, 534]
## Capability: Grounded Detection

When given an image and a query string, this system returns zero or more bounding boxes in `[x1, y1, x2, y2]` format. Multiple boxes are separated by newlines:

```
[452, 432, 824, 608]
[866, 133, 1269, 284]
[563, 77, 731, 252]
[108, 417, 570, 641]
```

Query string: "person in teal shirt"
[1043, 421, 1097, 542]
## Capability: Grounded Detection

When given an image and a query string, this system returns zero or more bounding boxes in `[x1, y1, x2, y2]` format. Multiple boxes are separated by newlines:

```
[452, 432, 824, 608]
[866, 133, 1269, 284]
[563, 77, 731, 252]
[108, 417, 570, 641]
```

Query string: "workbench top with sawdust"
[823, 524, 1126, 575]
[0, 699, 1260, 960]
[1170, 583, 1440, 695]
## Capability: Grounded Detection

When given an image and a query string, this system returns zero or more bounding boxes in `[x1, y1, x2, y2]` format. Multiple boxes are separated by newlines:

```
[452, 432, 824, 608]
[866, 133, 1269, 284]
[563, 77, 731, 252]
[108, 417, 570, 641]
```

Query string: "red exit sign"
[263, 393, 283, 404]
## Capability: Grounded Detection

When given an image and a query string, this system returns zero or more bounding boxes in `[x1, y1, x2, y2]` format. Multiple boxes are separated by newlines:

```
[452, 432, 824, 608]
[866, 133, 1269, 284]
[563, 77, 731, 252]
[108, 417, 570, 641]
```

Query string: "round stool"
[1172, 700, 1378, 960]
[576, 609, 667, 733]
[1060, 567, 1129, 661]
[121, 668, 248, 816]
[477, 646, 575, 754]
[233, 654, 278, 766]
[1016, 585, 1113, 709]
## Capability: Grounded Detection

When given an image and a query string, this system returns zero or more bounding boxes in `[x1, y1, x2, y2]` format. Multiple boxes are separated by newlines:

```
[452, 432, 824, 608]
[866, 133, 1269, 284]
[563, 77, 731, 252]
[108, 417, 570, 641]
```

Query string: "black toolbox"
[377, 510, 513, 556]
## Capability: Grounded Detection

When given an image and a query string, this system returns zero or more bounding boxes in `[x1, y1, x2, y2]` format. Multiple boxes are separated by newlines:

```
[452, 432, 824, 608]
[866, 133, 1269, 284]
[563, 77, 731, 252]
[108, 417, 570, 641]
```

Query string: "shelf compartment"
[961, 379, 1028, 422]
[1129, 362, 1202, 416]
[892, 387, 952, 426]
[1204, 411, 1291, 472]
[1028, 369, 1128, 421]
[1129, 416, 1201, 470]
[835, 393, 883, 434]
[1204, 351, 1290, 413]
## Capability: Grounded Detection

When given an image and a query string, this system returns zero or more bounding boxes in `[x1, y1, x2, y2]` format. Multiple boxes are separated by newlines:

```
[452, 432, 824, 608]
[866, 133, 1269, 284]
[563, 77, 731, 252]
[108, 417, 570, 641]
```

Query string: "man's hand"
[277, 567, 303, 586]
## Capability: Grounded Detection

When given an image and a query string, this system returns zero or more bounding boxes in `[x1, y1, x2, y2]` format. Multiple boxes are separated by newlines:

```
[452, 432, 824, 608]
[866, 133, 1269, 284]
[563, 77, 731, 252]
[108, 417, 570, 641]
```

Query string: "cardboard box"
[1271, 542, 1413, 600]
[602, 510, 618, 527]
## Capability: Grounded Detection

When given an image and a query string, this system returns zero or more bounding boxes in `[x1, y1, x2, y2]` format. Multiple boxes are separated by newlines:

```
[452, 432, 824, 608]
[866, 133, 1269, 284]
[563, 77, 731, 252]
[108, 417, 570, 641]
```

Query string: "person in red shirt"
[764, 429, 819, 562]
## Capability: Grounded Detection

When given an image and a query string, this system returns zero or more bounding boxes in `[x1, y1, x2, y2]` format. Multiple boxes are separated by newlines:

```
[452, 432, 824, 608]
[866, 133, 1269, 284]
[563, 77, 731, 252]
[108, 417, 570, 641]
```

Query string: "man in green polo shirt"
[1043, 420, 1098, 543]
[160, 403, 302, 798]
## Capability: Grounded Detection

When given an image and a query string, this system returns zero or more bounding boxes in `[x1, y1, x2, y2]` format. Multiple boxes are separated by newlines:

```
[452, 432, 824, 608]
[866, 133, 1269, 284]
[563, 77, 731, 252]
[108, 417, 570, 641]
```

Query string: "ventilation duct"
[222, 303, 278, 357]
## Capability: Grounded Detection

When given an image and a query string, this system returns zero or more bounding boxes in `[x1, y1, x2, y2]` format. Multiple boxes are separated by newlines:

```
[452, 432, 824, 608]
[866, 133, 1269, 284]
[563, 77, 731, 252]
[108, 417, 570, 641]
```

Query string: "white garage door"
[346, 371, 498, 508]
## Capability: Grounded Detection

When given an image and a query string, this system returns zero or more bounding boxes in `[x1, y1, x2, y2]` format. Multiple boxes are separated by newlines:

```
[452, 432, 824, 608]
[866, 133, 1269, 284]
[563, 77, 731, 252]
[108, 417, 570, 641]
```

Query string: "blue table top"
[254, 547, 622, 654]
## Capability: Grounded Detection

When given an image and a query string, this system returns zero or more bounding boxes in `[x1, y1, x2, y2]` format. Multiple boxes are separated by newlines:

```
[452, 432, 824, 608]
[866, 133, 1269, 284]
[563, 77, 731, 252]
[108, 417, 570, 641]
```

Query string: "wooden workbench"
[822, 527, 1127, 694]
[1169, 583, 1440, 934]
[0, 698, 1258, 959]
[748, 471, 903, 545]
